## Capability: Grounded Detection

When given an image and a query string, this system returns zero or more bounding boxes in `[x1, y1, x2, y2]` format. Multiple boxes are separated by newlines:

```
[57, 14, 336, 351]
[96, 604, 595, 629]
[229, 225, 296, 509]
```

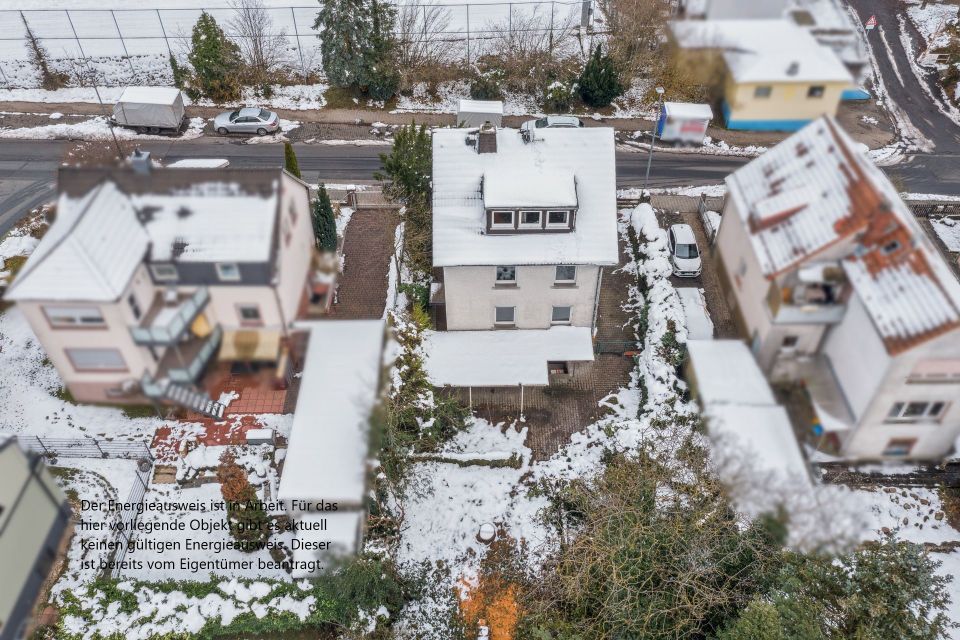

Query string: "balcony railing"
[130, 287, 210, 346]
[169, 325, 222, 384]
[766, 273, 847, 325]
[141, 325, 223, 396]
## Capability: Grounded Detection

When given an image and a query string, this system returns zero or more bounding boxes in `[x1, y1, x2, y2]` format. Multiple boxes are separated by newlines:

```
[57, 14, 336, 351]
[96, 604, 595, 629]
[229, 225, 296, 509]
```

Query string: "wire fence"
[15, 435, 155, 461]
[0, 2, 595, 89]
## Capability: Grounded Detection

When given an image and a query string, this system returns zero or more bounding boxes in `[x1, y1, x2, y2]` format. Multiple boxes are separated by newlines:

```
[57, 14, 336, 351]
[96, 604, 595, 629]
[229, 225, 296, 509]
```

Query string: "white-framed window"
[495, 306, 515, 325]
[491, 210, 514, 229]
[150, 264, 178, 282]
[552, 306, 572, 324]
[216, 262, 241, 282]
[519, 210, 542, 228]
[127, 294, 142, 321]
[237, 303, 263, 326]
[546, 210, 569, 228]
[65, 348, 127, 372]
[495, 266, 517, 283]
[555, 265, 577, 283]
[43, 305, 105, 328]
[886, 401, 948, 422]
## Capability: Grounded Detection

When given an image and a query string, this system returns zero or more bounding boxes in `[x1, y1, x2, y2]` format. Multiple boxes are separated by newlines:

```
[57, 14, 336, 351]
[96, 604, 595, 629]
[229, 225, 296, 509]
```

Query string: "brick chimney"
[477, 122, 497, 154]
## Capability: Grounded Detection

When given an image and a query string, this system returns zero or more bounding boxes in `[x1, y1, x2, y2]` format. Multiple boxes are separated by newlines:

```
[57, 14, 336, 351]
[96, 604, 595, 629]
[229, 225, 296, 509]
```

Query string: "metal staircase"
[162, 381, 226, 419]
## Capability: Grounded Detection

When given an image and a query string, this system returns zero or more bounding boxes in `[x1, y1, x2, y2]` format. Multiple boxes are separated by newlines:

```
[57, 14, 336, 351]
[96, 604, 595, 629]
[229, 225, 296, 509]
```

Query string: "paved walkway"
[329, 207, 399, 319]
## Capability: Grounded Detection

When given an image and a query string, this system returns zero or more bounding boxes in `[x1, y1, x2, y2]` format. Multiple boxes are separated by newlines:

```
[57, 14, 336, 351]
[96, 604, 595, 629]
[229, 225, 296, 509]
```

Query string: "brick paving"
[329, 207, 400, 319]
[463, 238, 638, 460]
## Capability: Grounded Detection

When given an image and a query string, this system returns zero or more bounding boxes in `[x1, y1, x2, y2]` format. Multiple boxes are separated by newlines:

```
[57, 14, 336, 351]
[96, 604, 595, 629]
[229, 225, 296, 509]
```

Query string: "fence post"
[549, 2, 555, 54]
[37, 437, 51, 457]
[94, 439, 106, 458]
[110, 10, 137, 80]
[509, 3, 512, 36]
[290, 7, 308, 83]
[0, 62, 8, 87]
[465, 4, 470, 68]
[156, 9, 173, 58]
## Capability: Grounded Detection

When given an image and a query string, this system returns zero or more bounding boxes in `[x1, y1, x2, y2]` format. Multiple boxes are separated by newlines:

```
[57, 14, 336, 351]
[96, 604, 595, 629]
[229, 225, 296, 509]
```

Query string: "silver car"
[214, 107, 280, 135]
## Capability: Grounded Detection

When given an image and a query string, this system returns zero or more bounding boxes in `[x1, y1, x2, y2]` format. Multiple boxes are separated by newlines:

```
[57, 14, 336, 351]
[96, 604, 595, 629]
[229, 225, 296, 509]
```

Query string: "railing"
[130, 287, 209, 346]
[110, 464, 152, 578]
[15, 435, 153, 461]
[169, 324, 222, 383]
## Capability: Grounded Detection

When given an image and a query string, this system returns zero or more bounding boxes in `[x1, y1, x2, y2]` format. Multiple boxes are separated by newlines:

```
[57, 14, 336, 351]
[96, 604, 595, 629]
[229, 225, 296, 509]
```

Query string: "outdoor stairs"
[163, 383, 226, 420]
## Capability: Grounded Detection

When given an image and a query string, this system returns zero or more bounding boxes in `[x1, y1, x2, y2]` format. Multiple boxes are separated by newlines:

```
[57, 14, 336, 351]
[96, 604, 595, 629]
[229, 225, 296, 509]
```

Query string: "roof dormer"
[482, 169, 578, 234]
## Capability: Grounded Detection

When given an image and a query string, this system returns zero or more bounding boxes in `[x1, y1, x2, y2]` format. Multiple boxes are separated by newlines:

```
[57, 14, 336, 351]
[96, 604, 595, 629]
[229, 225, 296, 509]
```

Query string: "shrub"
[217, 450, 269, 550]
[312, 185, 337, 252]
[543, 79, 577, 113]
[22, 15, 69, 90]
[578, 44, 625, 108]
[470, 68, 505, 101]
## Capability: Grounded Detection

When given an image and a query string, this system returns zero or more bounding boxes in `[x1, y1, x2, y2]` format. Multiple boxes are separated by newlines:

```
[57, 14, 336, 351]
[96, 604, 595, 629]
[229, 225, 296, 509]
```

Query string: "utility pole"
[643, 86, 665, 197]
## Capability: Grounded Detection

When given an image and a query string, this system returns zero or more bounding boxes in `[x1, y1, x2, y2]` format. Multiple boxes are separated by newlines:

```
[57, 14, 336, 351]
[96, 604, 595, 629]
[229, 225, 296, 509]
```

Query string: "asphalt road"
[0, 136, 957, 236]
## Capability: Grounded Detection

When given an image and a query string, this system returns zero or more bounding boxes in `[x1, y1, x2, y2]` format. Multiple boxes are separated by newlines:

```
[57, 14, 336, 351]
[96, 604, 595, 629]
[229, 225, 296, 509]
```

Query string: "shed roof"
[432, 127, 618, 267]
[117, 86, 183, 105]
[664, 102, 714, 120]
[458, 99, 504, 114]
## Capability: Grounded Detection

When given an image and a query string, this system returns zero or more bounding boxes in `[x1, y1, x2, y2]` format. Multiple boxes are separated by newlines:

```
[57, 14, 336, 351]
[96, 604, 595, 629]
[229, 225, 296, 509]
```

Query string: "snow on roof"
[663, 102, 713, 120]
[5, 182, 149, 301]
[686, 340, 775, 405]
[278, 320, 385, 505]
[423, 326, 594, 387]
[290, 511, 362, 577]
[117, 86, 182, 105]
[167, 159, 230, 169]
[458, 99, 504, 114]
[725, 116, 960, 354]
[670, 19, 852, 83]
[432, 127, 618, 267]
[483, 167, 577, 209]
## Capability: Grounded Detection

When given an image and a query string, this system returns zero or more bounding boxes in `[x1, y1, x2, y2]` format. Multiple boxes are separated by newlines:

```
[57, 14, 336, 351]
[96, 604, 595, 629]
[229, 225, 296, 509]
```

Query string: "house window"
[807, 85, 825, 98]
[491, 210, 514, 229]
[754, 86, 772, 98]
[887, 401, 948, 422]
[552, 306, 572, 324]
[43, 306, 105, 328]
[237, 304, 263, 326]
[65, 348, 126, 372]
[555, 265, 577, 283]
[519, 210, 542, 228]
[781, 335, 799, 348]
[127, 294, 142, 321]
[495, 306, 515, 325]
[216, 263, 241, 282]
[548, 361, 569, 374]
[546, 210, 569, 228]
[150, 264, 178, 282]
[883, 438, 917, 457]
[495, 266, 516, 283]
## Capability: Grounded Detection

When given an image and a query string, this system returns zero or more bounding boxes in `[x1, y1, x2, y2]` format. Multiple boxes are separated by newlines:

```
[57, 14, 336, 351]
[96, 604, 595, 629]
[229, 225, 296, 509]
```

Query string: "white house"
[714, 115, 960, 460]
[4, 159, 322, 418]
[429, 124, 618, 387]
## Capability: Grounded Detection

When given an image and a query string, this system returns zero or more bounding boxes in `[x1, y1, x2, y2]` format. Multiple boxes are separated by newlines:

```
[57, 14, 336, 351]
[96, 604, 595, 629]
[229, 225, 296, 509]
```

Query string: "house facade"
[0, 438, 71, 640]
[715, 116, 960, 460]
[4, 161, 320, 417]
[431, 125, 618, 332]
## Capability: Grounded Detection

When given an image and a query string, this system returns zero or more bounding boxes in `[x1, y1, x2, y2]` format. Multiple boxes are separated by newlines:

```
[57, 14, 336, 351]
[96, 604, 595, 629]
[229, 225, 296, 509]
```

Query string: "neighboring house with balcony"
[0, 437, 71, 640]
[4, 159, 320, 418]
[714, 115, 960, 460]
[426, 124, 617, 389]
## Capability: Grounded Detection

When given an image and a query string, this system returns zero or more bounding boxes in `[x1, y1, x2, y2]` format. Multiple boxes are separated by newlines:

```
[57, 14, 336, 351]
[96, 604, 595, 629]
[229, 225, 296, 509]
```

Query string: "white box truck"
[112, 86, 186, 135]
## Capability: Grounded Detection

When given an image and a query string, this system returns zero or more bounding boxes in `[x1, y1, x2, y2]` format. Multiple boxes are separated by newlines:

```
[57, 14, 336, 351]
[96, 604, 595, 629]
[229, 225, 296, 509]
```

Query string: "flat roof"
[686, 340, 775, 405]
[458, 99, 504, 114]
[423, 326, 594, 387]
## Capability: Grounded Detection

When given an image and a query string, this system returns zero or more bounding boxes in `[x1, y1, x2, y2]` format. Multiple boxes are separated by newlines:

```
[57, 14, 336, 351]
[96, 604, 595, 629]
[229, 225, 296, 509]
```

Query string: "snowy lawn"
[932, 216, 960, 251]
[0, 116, 205, 141]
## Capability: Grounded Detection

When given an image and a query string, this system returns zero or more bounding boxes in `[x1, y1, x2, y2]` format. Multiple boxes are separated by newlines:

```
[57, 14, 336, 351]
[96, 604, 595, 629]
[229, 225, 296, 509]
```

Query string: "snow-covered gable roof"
[5, 181, 150, 301]
[423, 326, 594, 386]
[432, 127, 618, 267]
[483, 167, 578, 209]
[670, 19, 852, 83]
[5, 167, 286, 302]
[726, 116, 960, 354]
[278, 320, 385, 506]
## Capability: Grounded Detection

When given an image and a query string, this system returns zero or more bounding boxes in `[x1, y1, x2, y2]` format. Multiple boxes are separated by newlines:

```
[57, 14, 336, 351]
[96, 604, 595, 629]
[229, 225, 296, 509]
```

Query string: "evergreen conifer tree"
[313, 185, 337, 252]
[578, 44, 625, 108]
[283, 141, 302, 179]
[187, 12, 242, 103]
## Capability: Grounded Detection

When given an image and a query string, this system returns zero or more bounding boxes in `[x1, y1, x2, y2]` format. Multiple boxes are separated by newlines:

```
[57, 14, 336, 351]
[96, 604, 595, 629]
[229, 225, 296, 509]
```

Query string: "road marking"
[878, 26, 906, 87]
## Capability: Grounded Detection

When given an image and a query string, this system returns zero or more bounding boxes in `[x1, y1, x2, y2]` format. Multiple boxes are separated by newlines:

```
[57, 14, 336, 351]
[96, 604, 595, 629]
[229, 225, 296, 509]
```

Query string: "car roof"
[670, 223, 697, 243]
[239, 107, 262, 117]
[546, 116, 581, 126]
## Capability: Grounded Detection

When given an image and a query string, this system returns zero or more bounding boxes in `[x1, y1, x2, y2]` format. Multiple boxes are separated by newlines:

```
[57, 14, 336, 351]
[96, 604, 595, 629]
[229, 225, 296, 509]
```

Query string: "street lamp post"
[643, 86, 666, 197]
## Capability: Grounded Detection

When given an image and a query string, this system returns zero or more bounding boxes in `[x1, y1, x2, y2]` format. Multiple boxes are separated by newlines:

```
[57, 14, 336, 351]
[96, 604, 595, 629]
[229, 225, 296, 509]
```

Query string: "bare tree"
[228, 0, 291, 86]
[396, 1, 456, 71]
[593, 0, 665, 75]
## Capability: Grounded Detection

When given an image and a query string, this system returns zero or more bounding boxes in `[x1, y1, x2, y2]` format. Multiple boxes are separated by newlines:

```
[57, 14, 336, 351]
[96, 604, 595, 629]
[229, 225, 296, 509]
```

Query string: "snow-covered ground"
[931, 216, 960, 251]
[907, 1, 960, 51]
[0, 115, 205, 140]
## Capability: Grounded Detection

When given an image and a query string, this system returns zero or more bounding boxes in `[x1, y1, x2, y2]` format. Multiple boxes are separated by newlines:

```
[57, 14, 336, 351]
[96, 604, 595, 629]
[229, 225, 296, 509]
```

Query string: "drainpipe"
[591, 267, 604, 336]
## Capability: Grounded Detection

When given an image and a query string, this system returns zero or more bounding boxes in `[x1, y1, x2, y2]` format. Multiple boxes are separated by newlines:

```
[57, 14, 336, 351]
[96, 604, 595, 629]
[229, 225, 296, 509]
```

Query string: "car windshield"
[675, 243, 699, 259]
[535, 117, 549, 128]
[258, 109, 272, 120]
[229, 110, 240, 121]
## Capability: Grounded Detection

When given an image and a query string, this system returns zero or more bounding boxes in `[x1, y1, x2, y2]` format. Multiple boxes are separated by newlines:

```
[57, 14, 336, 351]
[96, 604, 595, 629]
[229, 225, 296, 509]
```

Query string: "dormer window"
[519, 210, 542, 228]
[491, 210, 514, 230]
[547, 210, 569, 228]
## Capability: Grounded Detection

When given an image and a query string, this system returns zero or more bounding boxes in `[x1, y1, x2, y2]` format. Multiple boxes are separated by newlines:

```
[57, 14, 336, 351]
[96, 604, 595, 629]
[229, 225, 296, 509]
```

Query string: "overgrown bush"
[578, 44, 624, 108]
[22, 15, 69, 90]
[542, 79, 577, 112]
[217, 450, 269, 550]
[186, 11, 243, 102]
[469, 68, 505, 101]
